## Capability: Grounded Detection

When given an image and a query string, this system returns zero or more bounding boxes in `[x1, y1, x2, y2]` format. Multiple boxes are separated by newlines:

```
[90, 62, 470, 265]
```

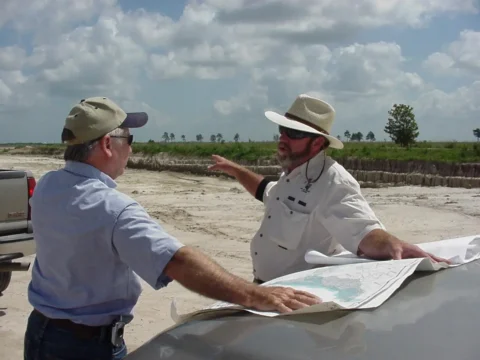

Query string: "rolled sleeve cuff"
[351, 223, 386, 255]
[255, 178, 270, 202]
[154, 242, 185, 289]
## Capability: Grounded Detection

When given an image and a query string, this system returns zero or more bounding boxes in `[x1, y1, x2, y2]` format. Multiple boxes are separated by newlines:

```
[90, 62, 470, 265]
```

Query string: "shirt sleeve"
[316, 176, 385, 254]
[112, 202, 185, 290]
[262, 180, 277, 203]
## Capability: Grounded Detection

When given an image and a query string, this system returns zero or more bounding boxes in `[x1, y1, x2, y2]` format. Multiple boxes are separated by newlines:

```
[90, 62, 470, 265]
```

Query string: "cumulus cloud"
[211, 0, 477, 31]
[0, 0, 478, 142]
[0, 0, 118, 43]
[423, 30, 480, 77]
[29, 14, 148, 101]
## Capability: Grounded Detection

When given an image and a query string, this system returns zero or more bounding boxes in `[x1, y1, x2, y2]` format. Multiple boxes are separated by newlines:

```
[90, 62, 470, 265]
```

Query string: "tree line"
[151, 104, 479, 147]
[152, 132, 241, 143]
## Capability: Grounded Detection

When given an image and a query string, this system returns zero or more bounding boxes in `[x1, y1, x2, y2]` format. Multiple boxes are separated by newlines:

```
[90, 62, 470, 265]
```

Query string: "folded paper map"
[171, 235, 480, 323]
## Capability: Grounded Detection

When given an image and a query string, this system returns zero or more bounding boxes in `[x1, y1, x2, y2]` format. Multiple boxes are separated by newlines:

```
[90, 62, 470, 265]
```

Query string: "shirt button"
[276, 197, 279, 200]
[268, 215, 271, 219]
[255, 252, 258, 255]
[286, 179, 290, 182]
[290, 211, 293, 214]
[260, 234, 263, 237]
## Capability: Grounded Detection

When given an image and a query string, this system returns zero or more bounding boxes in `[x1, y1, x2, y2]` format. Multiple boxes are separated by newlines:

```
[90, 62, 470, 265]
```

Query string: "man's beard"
[276, 139, 314, 171]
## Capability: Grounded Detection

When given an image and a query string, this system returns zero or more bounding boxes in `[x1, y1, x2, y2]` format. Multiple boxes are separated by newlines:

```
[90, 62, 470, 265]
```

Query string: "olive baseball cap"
[61, 97, 148, 144]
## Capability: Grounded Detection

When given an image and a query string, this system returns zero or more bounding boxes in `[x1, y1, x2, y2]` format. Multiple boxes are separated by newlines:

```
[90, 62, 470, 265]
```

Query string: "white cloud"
[30, 13, 148, 100]
[0, 80, 12, 104]
[0, 46, 26, 70]
[144, 1, 478, 81]
[210, 0, 477, 29]
[447, 30, 480, 74]
[423, 30, 480, 77]
[0, 0, 479, 142]
[415, 80, 480, 117]
[117, 9, 175, 48]
[217, 41, 425, 115]
[326, 42, 420, 97]
[214, 82, 268, 115]
[0, 0, 117, 42]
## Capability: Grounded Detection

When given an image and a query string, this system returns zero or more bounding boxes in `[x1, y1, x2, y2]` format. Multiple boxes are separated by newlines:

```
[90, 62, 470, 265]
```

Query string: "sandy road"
[1, 154, 480, 359]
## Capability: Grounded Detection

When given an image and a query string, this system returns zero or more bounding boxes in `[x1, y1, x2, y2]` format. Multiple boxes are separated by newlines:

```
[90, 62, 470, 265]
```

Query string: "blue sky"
[0, 0, 479, 144]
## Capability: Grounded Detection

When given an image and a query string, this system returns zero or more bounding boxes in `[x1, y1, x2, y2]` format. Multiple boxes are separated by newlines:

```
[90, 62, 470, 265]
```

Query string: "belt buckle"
[111, 317, 126, 347]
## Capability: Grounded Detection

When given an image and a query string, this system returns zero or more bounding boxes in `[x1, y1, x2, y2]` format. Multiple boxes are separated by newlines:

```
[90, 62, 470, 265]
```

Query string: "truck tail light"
[27, 176, 36, 220]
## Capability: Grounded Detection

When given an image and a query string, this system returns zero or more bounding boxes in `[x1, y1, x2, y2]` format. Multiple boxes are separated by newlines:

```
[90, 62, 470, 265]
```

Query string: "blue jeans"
[24, 310, 127, 360]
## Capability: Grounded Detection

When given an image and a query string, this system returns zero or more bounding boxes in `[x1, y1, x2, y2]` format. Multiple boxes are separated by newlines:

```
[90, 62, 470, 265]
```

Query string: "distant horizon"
[2, 139, 479, 146]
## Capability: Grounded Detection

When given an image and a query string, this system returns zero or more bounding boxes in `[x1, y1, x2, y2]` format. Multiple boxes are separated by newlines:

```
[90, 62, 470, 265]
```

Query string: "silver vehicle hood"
[126, 260, 480, 360]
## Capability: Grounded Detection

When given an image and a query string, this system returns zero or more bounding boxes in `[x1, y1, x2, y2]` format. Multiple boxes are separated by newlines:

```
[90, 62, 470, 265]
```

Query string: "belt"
[32, 309, 112, 341]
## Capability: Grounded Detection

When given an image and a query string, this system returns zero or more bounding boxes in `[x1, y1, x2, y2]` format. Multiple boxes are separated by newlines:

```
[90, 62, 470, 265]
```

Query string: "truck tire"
[0, 271, 12, 294]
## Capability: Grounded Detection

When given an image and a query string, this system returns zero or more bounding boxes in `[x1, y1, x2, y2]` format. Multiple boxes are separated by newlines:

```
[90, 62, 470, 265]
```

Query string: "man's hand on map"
[247, 286, 322, 313]
[387, 240, 451, 264]
[358, 229, 452, 264]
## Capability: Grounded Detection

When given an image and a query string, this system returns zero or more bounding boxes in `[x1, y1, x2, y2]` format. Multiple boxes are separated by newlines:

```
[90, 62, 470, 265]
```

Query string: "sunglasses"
[111, 134, 133, 145]
[278, 125, 319, 140]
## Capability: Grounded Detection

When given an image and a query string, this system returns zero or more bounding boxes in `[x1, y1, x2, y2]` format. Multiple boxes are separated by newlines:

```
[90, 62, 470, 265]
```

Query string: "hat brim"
[121, 112, 148, 128]
[265, 111, 344, 149]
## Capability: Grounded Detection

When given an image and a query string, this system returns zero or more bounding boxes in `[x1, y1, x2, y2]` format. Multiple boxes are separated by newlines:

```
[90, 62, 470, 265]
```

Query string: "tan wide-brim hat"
[265, 94, 344, 149]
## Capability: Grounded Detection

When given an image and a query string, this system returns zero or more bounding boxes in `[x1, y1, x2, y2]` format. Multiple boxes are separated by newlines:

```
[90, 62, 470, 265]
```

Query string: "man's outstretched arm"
[316, 177, 450, 264]
[164, 246, 320, 313]
[208, 154, 266, 199]
[113, 203, 321, 314]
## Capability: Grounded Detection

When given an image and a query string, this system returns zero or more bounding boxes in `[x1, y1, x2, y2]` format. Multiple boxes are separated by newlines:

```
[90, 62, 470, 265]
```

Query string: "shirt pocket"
[265, 200, 310, 250]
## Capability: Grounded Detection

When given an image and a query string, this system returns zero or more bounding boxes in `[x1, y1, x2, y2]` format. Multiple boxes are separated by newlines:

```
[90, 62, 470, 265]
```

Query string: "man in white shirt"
[209, 94, 448, 283]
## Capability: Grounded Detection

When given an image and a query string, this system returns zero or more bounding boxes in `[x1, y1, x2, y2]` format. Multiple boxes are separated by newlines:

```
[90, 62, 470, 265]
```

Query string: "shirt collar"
[285, 150, 327, 180]
[64, 161, 117, 188]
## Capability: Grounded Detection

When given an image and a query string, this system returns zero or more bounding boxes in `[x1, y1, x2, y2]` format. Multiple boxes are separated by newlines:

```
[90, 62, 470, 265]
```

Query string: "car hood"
[126, 260, 480, 360]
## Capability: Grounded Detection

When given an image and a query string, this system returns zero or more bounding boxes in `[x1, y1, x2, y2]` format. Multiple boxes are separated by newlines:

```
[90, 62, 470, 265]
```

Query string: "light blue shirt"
[28, 161, 184, 326]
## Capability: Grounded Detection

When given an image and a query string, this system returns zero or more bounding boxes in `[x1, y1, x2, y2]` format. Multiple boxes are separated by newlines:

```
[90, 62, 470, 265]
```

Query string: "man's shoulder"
[34, 168, 63, 187]
[101, 187, 139, 211]
[35, 167, 139, 214]
[324, 156, 360, 187]
[71, 184, 141, 222]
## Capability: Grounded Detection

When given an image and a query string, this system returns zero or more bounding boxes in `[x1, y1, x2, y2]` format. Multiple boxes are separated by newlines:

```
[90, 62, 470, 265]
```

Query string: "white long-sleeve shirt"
[251, 151, 385, 282]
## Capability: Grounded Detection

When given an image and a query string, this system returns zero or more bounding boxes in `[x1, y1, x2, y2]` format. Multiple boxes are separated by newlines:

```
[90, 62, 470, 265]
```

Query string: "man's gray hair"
[64, 127, 129, 162]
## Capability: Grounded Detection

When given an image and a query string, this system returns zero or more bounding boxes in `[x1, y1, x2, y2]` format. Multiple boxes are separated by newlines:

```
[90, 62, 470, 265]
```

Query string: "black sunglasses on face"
[111, 134, 133, 145]
[278, 125, 319, 140]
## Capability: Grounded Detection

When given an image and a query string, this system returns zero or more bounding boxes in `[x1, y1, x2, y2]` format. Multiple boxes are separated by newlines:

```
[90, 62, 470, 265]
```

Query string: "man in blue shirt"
[23, 97, 321, 360]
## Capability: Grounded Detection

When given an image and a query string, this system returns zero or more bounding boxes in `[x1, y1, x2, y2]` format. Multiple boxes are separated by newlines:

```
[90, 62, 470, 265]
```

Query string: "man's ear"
[313, 136, 327, 151]
[99, 135, 113, 157]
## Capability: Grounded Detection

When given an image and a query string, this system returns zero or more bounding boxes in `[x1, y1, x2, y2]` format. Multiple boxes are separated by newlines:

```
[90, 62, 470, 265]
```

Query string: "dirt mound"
[127, 155, 480, 189]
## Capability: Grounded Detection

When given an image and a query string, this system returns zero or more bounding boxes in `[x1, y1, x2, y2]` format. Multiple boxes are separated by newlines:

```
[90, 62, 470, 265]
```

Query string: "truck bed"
[0, 169, 36, 257]
[0, 169, 36, 292]
[0, 170, 33, 236]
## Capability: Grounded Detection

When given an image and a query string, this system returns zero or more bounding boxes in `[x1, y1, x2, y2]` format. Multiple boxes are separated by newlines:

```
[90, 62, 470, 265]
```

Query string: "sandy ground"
[1, 154, 480, 359]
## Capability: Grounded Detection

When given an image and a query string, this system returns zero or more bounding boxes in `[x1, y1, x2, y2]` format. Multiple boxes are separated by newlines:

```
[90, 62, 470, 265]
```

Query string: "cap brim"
[121, 112, 148, 128]
[265, 111, 344, 149]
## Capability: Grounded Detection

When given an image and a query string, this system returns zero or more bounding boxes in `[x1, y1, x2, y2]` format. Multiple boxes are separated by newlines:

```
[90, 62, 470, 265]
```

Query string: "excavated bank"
[127, 155, 480, 189]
